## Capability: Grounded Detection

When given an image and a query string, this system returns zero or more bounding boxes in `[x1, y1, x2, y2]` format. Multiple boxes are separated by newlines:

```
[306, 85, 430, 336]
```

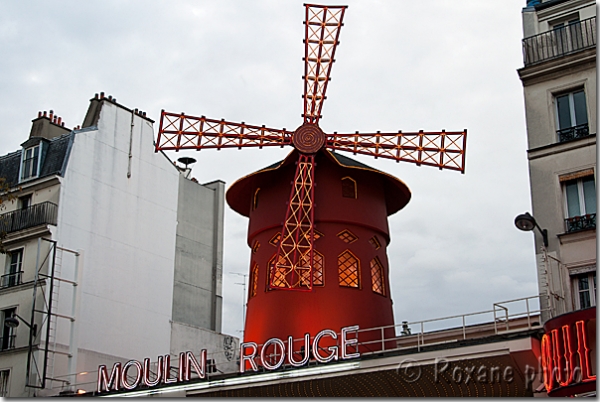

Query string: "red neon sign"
[541, 312, 596, 394]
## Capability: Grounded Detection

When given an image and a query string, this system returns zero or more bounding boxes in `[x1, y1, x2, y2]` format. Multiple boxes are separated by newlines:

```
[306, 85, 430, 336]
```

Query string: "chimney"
[29, 110, 71, 140]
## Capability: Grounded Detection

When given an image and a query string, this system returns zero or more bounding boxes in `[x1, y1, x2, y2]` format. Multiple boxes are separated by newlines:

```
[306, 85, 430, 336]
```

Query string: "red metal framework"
[155, 112, 291, 151]
[302, 4, 346, 125]
[269, 154, 316, 291]
[155, 4, 468, 292]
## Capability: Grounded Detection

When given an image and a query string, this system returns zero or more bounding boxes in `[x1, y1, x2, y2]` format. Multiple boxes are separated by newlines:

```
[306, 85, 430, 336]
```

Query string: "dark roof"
[0, 133, 74, 188]
[227, 149, 411, 217]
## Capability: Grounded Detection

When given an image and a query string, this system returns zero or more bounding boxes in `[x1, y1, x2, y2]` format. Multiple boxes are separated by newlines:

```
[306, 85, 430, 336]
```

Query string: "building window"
[0, 308, 16, 351]
[252, 241, 260, 254]
[0, 369, 9, 397]
[341, 177, 357, 199]
[370, 257, 385, 295]
[253, 188, 260, 210]
[563, 175, 596, 232]
[573, 272, 596, 310]
[552, 18, 583, 56]
[338, 250, 360, 288]
[269, 232, 281, 247]
[337, 229, 357, 244]
[268, 254, 287, 289]
[20, 145, 41, 181]
[555, 89, 589, 142]
[2, 249, 23, 289]
[369, 235, 381, 250]
[249, 263, 259, 298]
[19, 195, 32, 210]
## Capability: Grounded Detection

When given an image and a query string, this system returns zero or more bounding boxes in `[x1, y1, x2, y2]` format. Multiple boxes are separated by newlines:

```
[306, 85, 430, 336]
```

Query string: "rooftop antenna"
[229, 272, 248, 335]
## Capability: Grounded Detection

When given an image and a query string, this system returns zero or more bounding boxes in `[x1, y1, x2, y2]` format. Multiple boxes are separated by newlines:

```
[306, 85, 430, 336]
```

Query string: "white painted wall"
[56, 101, 180, 360]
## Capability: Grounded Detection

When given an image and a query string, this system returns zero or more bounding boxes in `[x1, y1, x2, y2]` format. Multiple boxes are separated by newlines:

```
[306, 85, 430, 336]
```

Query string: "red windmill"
[156, 4, 466, 352]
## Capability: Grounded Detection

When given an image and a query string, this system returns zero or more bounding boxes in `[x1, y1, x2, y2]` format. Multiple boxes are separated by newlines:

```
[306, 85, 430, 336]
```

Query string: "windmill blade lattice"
[154, 3, 467, 293]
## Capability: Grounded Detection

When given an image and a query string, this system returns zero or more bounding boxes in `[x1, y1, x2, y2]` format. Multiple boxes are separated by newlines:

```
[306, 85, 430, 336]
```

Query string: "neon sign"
[97, 350, 207, 393]
[541, 317, 596, 394]
[240, 325, 360, 372]
[97, 325, 360, 394]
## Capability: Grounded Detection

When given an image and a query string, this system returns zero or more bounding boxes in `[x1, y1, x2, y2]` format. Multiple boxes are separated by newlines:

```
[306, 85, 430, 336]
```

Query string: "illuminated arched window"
[341, 176, 357, 199]
[338, 250, 360, 288]
[267, 254, 288, 289]
[253, 188, 260, 210]
[299, 250, 325, 287]
[249, 262, 259, 298]
[370, 257, 385, 295]
[252, 241, 260, 254]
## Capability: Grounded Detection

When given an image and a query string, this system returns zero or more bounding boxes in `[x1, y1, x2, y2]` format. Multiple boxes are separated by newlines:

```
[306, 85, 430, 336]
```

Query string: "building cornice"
[535, 0, 594, 19]
[527, 134, 596, 160]
[517, 48, 596, 86]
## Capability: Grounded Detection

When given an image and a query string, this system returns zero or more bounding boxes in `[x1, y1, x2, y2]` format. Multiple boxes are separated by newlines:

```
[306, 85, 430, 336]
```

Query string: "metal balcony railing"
[523, 16, 596, 66]
[565, 213, 596, 233]
[0, 335, 16, 351]
[0, 201, 58, 234]
[557, 123, 591, 142]
[0, 271, 23, 289]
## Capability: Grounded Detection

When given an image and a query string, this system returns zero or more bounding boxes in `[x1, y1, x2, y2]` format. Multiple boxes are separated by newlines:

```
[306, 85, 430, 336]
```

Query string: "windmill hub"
[292, 122, 326, 154]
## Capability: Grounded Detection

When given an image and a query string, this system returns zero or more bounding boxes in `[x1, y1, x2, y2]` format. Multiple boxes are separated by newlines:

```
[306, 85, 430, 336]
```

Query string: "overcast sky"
[0, 0, 539, 338]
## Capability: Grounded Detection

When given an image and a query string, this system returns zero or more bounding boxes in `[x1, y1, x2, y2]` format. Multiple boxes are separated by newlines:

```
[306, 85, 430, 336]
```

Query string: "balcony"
[0, 201, 58, 235]
[522, 17, 596, 66]
[0, 271, 23, 289]
[565, 213, 596, 233]
[557, 123, 590, 143]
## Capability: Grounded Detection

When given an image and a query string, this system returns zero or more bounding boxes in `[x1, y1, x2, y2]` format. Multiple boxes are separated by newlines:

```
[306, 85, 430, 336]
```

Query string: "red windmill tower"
[156, 4, 466, 353]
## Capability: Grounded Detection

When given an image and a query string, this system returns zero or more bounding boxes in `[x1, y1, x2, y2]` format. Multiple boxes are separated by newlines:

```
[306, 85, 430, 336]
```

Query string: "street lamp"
[514, 212, 548, 247]
[4, 313, 37, 337]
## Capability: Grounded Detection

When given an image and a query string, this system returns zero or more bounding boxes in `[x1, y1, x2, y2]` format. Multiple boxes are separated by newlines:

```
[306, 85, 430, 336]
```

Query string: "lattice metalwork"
[268, 254, 287, 289]
[313, 251, 324, 286]
[270, 155, 315, 290]
[369, 235, 381, 250]
[313, 230, 323, 241]
[155, 4, 468, 293]
[156, 113, 292, 152]
[338, 250, 360, 288]
[302, 5, 346, 124]
[370, 257, 385, 295]
[337, 229, 357, 244]
[250, 263, 259, 298]
[327, 130, 467, 172]
[299, 250, 324, 287]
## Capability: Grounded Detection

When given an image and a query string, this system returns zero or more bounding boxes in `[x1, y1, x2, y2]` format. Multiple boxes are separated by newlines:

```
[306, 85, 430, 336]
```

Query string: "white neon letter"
[312, 329, 338, 363]
[185, 350, 207, 380]
[261, 338, 286, 370]
[240, 342, 259, 373]
[121, 360, 143, 390]
[97, 362, 121, 393]
[288, 333, 310, 367]
[142, 356, 163, 387]
[163, 354, 178, 384]
[341, 325, 360, 360]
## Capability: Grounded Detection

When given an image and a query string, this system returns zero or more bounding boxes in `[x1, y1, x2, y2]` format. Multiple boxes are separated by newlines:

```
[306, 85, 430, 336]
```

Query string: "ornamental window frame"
[370, 257, 385, 296]
[338, 250, 360, 289]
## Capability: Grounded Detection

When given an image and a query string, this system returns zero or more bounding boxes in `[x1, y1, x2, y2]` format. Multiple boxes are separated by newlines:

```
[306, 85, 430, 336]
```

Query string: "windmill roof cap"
[226, 149, 411, 217]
